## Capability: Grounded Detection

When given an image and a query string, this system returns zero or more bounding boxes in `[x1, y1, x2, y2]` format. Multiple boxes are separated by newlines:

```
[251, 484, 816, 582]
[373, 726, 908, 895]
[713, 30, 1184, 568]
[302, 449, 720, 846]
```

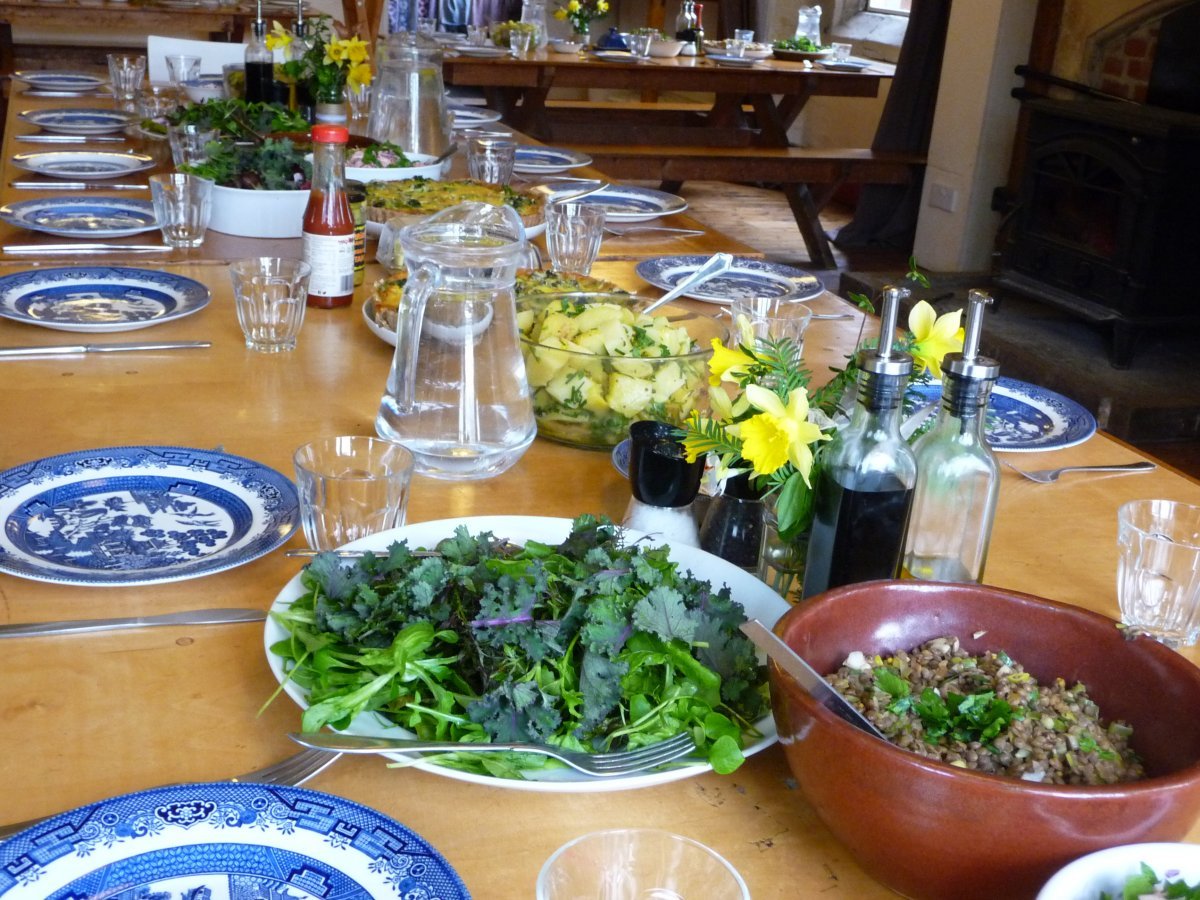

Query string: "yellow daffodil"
[596, 0, 609, 11]
[266, 20, 293, 51]
[347, 61, 372, 88]
[325, 41, 348, 65]
[707, 337, 755, 387]
[907, 299, 964, 379]
[554, 8, 567, 19]
[567, 0, 581, 12]
[343, 35, 370, 64]
[737, 384, 828, 481]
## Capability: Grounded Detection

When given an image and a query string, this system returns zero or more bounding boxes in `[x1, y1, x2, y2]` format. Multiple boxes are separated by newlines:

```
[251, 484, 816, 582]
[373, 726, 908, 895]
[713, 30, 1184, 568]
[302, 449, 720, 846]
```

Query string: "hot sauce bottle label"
[303, 231, 356, 300]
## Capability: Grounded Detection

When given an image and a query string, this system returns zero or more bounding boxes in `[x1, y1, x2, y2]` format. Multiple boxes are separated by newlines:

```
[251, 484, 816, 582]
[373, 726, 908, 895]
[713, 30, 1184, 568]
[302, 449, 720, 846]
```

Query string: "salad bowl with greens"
[264, 515, 789, 793]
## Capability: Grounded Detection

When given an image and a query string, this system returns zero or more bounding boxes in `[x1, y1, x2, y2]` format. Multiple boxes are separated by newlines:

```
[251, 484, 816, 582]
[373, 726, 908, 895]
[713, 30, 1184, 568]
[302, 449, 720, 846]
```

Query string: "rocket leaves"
[268, 515, 769, 779]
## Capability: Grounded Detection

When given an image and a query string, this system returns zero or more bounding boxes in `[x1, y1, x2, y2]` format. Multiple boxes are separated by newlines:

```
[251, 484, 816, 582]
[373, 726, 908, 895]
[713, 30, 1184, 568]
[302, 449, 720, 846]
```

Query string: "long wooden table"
[0, 0, 291, 45]
[2, 78, 1200, 900]
[443, 49, 894, 148]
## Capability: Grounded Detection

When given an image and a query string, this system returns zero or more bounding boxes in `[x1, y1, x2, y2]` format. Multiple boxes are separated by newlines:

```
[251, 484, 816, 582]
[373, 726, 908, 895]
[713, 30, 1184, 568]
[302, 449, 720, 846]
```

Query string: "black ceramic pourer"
[627, 421, 704, 508]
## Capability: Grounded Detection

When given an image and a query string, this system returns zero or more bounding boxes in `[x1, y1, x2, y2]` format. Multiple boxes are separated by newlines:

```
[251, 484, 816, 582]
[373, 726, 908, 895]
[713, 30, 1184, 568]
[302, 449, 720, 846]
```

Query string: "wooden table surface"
[443, 49, 895, 147]
[2, 77, 1200, 900]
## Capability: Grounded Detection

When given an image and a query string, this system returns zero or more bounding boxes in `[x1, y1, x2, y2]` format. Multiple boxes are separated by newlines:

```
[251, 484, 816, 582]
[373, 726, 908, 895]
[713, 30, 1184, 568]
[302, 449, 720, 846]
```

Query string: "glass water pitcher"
[367, 31, 451, 159]
[376, 202, 537, 480]
[795, 4, 822, 44]
[521, 0, 549, 49]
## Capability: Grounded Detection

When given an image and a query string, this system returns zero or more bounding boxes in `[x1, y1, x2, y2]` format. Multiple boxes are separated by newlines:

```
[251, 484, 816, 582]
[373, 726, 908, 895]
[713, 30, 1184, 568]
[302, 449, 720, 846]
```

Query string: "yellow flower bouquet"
[267, 15, 372, 105]
[553, 0, 610, 35]
[683, 280, 964, 595]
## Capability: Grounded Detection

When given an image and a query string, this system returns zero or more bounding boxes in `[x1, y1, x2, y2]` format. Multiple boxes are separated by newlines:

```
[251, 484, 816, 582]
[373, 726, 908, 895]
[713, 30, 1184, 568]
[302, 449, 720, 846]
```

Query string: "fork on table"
[290, 730, 698, 777]
[1002, 460, 1157, 484]
[0, 749, 339, 842]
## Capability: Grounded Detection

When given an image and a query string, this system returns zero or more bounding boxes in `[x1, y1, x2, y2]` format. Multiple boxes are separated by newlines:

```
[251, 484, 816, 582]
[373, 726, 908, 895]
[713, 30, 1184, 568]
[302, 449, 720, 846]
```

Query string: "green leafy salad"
[1101, 863, 1200, 899]
[773, 36, 828, 52]
[180, 138, 311, 190]
[166, 98, 310, 141]
[266, 515, 770, 780]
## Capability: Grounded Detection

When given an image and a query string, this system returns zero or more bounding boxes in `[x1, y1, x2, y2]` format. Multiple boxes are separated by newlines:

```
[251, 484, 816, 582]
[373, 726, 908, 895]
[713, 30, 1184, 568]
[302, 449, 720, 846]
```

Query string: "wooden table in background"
[0, 0, 294, 44]
[1, 75, 1199, 900]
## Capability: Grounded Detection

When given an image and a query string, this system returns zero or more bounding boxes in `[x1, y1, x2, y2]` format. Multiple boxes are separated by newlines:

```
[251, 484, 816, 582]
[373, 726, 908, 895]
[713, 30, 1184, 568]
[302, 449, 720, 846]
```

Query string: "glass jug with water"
[367, 31, 451, 160]
[376, 202, 537, 480]
[520, 0, 549, 49]
[794, 4, 822, 45]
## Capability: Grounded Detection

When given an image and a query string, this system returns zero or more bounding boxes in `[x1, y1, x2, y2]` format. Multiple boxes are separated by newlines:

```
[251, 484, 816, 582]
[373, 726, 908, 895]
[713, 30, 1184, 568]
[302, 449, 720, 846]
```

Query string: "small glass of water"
[149, 172, 213, 249]
[230, 257, 312, 353]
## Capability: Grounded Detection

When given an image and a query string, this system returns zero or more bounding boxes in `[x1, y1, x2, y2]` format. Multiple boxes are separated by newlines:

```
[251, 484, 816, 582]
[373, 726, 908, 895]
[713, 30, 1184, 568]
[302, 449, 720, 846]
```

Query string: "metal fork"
[290, 730, 698, 777]
[0, 749, 340, 842]
[1003, 460, 1156, 483]
[604, 224, 705, 236]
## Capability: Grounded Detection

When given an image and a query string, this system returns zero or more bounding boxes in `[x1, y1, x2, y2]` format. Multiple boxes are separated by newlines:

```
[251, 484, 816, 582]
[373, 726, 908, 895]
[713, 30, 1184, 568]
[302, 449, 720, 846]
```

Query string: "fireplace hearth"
[997, 96, 1200, 366]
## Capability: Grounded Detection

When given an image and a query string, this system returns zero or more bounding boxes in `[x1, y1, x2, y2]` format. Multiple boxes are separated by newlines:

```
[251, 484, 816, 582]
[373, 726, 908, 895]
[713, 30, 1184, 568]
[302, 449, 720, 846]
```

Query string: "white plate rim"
[0, 265, 210, 333]
[706, 54, 759, 67]
[0, 196, 157, 238]
[10, 150, 156, 180]
[635, 254, 824, 303]
[12, 70, 106, 88]
[18, 107, 134, 135]
[573, 185, 688, 223]
[0, 445, 298, 587]
[513, 145, 592, 174]
[264, 515, 787, 793]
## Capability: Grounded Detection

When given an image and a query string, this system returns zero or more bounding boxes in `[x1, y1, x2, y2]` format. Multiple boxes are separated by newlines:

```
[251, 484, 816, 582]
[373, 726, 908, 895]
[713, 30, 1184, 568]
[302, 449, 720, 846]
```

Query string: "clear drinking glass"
[293, 436, 416, 551]
[167, 123, 218, 167]
[509, 28, 535, 58]
[107, 53, 146, 103]
[164, 54, 201, 87]
[730, 295, 813, 364]
[416, 16, 437, 34]
[1117, 499, 1200, 647]
[831, 41, 852, 61]
[467, 135, 517, 185]
[537, 829, 750, 900]
[149, 173, 213, 249]
[545, 201, 606, 275]
[346, 81, 371, 126]
[628, 32, 653, 59]
[230, 258, 312, 352]
[467, 25, 488, 46]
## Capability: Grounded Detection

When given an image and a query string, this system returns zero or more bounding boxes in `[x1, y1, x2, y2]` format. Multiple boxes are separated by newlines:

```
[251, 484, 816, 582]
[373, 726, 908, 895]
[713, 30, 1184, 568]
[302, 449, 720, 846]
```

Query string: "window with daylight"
[866, 0, 910, 13]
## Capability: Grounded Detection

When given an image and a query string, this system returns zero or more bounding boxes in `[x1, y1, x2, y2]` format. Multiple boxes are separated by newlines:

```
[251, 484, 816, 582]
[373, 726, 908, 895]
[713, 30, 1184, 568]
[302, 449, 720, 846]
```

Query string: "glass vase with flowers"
[553, 0, 610, 42]
[684, 264, 965, 601]
[267, 15, 372, 121]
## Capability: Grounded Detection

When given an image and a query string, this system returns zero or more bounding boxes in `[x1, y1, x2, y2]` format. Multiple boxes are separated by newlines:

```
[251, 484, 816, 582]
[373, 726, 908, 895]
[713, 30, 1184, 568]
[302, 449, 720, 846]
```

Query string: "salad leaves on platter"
[1101, 863, 1200, 899]
[166, 98, 309, 141]
[267, 515, 769, 780]
[180, 138, 311, 190]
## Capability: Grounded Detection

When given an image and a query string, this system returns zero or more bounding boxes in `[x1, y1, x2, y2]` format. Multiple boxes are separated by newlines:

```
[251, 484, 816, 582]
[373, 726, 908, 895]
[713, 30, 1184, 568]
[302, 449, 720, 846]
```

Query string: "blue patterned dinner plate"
[573, 185, 688, 223]
[11, 150, 155, 181]
[0, 197, 157, 238]
[12, 70, 107, 91]
[513, 145, 592, 174]
[448, 104, 503, 127]
[907, 377, 1096, 453]
[18, 107, 134, 135]
[0, 782, 470, 898]
[0, 446, 299, 586]
[0, 266, 209, 333]
[636, 254, 824, 303]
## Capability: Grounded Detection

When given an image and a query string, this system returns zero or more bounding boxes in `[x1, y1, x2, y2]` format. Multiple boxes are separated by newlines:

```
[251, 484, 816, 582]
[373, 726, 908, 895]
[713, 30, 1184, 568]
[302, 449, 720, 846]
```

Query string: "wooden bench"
[563, 145, 927, 268]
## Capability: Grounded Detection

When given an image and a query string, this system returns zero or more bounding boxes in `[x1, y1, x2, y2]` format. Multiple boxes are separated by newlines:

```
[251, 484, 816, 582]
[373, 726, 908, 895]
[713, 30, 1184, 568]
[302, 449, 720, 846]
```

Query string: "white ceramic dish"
[551, 40, 586, 53]
[330, 150, 443, 184]
[265, 515, 789, 793]
[208, 184, 309, 238]
[455, 45, 508, 58]
[648, 38, 685, 57]
[181, 74, 225, 103]
[707, 53, 758, 68]
[1037, 843, 1200, 899]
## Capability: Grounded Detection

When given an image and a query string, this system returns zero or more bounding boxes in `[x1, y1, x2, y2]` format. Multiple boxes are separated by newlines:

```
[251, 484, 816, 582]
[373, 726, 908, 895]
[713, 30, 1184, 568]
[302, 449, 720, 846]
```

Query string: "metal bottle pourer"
[858, 284, 914, 378]
[294, 0, 306, 39]
[253, 0, 266, 39]
[942, 289, 1000, 382]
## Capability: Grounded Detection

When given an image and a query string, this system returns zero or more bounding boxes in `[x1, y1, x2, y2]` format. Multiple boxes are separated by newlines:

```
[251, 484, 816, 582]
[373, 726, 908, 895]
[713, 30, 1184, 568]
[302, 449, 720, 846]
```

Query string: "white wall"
[912, 0, 1037, 272]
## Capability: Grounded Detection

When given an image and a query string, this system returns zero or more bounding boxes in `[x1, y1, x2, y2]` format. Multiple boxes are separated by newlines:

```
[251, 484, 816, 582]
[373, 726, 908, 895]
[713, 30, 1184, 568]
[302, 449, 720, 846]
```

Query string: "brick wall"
[1095, 18, 1159, 102]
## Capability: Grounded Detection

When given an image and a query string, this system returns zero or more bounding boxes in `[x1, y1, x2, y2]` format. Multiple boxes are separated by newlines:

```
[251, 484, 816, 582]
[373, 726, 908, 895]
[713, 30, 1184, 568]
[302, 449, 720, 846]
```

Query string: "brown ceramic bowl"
[770, 580, 1200, 900]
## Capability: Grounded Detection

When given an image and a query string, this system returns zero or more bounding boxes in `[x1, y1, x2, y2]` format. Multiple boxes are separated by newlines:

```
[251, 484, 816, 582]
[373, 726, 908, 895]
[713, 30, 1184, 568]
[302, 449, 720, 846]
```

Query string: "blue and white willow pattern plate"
[0, 446, 299, 586]
[18, 107, 134, 135]
[908, 377, 1097, 452]
[573, 185, 689, 223]
[0, 197, 157, 238]
[10, 150, 155, 180]
[636, 255, 824, 303]
[0, 782, 470, 899]
[0, 266, 209, 333]
[448, 105, 504, 127]
[12, 70, 106, 91]
[513, 145, 592, 174]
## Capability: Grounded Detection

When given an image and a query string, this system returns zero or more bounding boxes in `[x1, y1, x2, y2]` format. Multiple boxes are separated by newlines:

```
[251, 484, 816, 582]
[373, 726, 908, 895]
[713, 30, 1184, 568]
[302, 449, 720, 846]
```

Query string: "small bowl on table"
[345, 151, 443, 184]
[648, 38, 686, 58]
[770, 580, 1200, 900]
[516, 290, 725, 450]
[1037, 842, 1200, 899]
[551, 39, 586, 54]
[181, 74, 226, 103]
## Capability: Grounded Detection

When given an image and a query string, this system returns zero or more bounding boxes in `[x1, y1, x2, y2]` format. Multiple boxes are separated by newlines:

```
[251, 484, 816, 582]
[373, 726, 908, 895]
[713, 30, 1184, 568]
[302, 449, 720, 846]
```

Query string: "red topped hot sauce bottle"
[302, 124, 355, 309]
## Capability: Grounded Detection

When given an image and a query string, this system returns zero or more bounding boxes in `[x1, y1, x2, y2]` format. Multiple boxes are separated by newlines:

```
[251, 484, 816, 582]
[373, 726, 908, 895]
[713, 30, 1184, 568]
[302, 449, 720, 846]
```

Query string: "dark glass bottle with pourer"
[244, 0, 274, 104]
[801, 286, 917, 599]
[903, 290, 1001, 583]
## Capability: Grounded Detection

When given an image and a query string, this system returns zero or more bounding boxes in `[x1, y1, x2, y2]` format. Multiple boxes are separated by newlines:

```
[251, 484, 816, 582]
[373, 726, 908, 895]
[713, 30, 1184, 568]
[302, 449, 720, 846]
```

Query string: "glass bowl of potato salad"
[516, 292, 726, 450]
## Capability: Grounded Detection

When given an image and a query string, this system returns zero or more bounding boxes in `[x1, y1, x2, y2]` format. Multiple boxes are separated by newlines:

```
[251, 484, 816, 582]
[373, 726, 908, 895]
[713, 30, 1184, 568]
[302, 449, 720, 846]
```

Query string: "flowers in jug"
[554, 0, 610, 34]
[268, 15, 372, 102]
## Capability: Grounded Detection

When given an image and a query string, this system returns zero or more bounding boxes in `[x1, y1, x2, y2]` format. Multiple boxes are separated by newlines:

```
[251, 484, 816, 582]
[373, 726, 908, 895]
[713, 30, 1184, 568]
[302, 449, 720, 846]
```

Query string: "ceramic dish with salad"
[343, 141, 443, 183]
[180, 138, 311, 237]
[264, 514, 789, 793]
[772, 36, 834, 60]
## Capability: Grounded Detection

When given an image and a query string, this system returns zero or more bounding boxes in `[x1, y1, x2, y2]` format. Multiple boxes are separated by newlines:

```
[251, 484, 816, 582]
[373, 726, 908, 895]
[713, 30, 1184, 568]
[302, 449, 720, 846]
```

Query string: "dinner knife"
[10, 181, 148, 191]
[16, 135, 128, 144]
[0, 340, 211, 358]
[3, 243, 171, 255]
[0, 608, 267, 638]
[739, 618, 887, 740]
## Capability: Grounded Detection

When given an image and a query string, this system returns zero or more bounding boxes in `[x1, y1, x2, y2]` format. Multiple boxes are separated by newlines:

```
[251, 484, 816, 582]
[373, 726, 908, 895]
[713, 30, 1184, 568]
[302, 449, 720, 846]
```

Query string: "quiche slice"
[364, 177, 546, 229]
[370, 268, 625, 332]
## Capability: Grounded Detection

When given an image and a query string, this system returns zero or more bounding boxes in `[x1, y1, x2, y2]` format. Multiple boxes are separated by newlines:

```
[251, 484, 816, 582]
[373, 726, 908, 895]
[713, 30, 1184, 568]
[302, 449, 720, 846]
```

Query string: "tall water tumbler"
[546, 201, 605, 275]
[230, 258, 312, 353]
[107, 53, 146, 106]
[1117, 499, 1200, 647]
[149, 173, 213, 249]
[466, 135, 517, 185]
